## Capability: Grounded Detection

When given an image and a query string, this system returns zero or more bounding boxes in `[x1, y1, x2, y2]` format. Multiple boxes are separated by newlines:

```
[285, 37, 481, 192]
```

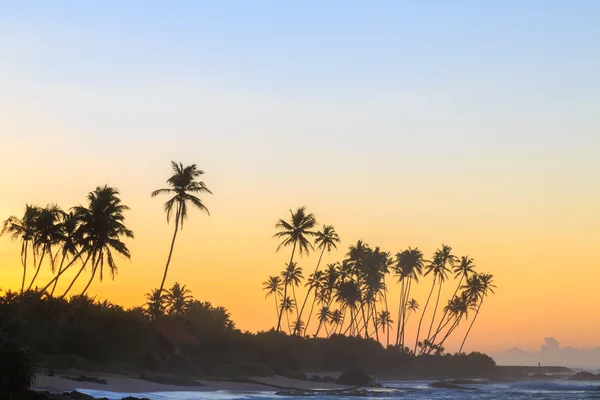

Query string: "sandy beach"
[33, 373, 348, 395]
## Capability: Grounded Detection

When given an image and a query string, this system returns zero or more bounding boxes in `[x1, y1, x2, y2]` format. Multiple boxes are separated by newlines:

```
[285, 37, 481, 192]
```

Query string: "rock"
[336, 370, 375, 387]
[25, 391, 52, 400]
[308, 375, 323, 382]
[430, 381, 478, 390]
[321, 376, 336, 383]
[568, 372, 600, 381]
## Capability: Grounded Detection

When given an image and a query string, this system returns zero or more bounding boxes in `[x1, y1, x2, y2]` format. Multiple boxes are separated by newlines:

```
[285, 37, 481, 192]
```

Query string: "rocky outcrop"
[568, 372, 600, 381]
[26, 391, 150, 400]
[335, 370, 376, 387]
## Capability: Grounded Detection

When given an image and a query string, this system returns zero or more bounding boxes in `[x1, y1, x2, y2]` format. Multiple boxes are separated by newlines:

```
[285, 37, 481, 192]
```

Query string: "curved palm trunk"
[414, 276, 436, 353]
[61, 253, 92, 298]
[303, 293, 319, 336]
[372, 301, 380, 343]
[437, 314, 463, 351]
[27, 247, 47, 292]
[395, 278, 405, 346]
[431, 275, 464, 345]
[277, 241, 297, 332]
[21, 241, 29, 294]
[296, 246, 325, 334]
[400, 278, 412, 348]
[459, 300, 483, 354]
[80, 259, 100, 296]
[50, 253, 68, 296]
[159, 208, 180, 294]
[426, 280, 444, 345]
[291, 284, 299, 322]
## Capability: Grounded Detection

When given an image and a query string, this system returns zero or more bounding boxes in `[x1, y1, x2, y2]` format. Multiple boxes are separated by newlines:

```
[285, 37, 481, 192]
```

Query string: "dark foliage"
[0, 333, 36, 399]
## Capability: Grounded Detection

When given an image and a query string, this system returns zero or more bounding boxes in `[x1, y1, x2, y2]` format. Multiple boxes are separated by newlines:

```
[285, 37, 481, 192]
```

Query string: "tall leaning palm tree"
[27, 204, 64, 291]
[59, 186, 133, 297]
[1, 205, 40, 293]
[152, 162, 212, 294]
[262, 276, 283, 323]
[297, 225, 339, 333]
[273, 207, 317, 332]
[459, 273, 496, 353]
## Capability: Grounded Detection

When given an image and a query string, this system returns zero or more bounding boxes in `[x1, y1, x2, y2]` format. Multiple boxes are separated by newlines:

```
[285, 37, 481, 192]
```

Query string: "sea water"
[79, 380, 600, 400]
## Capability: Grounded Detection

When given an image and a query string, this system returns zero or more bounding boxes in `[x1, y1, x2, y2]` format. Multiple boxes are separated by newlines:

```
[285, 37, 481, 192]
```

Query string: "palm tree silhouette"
[27, 204, 64, 291]
[151, 161, 212, 294]
[424, 244, 457, 349]
[394, 247, 424, 347]
[1, 205, 40, 293]
[273, 207, 317, 331]
[145, 288, 167, 319]
[280, 297, 296, 334]
[281, 262, 304, 322]
[59, 186, 133, 296]
[459, 273, 496, 353]
[378, 310, 393, 347]
[430, 255, 475, 345]
[302, 270, 326, 335]
[262, 275, 283, 324]
[165, 282, 193, 315]
[50, 212, 81, 296]
[296, 225, 339, 334]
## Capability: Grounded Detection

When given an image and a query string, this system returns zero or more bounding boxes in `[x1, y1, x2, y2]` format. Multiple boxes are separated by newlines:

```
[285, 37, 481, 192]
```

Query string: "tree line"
[264, 207, 496, 354]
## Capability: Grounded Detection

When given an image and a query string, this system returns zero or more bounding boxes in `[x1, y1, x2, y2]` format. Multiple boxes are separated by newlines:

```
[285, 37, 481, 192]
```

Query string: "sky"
[1, 1, 599, 355]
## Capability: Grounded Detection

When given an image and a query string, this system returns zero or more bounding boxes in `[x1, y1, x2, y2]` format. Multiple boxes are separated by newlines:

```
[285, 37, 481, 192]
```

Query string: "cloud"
[491, 338, 600, 370]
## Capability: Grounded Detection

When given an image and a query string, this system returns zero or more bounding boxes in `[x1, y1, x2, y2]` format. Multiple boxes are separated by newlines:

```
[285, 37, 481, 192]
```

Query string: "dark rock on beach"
[321, 376, 337, 383]
[430, 381, 479, 390]
[568, 372, 600, 381]
[336, 370, 376, 387]
[28, 390, 150, 400]
[308, 375, 323, 382]
[63, 375, 107, 385]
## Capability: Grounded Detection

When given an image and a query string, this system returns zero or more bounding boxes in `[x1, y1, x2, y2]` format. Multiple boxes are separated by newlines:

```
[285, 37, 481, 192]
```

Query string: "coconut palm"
[1, 205, 40, 293]
[262, 275, 283, 323]
[50, 212, 81, 296]
[144, 288, 167, 319]
[336, 280, 362, 336]
[302, 270, 325, 335]
[280, 297, 296, 334]
[424, 245, 457, 347]
[316, 306, 331, 336]
[27, 204, 64, 291]
[378, 310, 393, 347]
[273, 207, 317, 331]
[394, 247, 424, 347]
[151, 162, 212, 294]
[60, 186, 133, 296]
[164, 282, 192, 315]
[430, 256, 475, 344]
[281, 262, 304, 321]
[297, 225, 339, 334]
[459, 273, 496, 353]
[328, 309, 343, 337]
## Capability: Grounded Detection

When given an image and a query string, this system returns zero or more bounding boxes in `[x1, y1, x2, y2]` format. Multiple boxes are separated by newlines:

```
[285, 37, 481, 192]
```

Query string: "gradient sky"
[1, 1, 599, 354]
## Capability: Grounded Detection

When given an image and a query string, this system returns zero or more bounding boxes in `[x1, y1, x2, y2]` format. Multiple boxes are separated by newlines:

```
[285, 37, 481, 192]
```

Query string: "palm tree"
[50, 212, 81, 296]
[336, 280, 361, 336]
[1, 205, 40, 293]
[424, 245, 457, 347]
[296, 225, 339, 334]
[280, 297, 296, 334]
[60, 186, 134, 296]
[459, 273, 496, 353]
[27, 204, 64, 291]
[394, 247, 424, 347]
[262, 275, 283, 323]
[430, 256, 475, 344]
[281, 262, 303, 321]
[151, 161, 212, 294]
[145, 288, 167, 319]
[378, 310, 393, 347]
[328, 309, 343, 337]
[302, 270, 325, 335]
[165, 282, 193, 315]
[273, 207, 317, 331]
[316, 306, 331, 336]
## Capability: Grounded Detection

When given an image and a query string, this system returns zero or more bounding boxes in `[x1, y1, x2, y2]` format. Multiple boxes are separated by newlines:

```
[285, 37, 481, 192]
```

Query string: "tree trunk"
[27, 247, 47, 292]
[414, 276, 436, 353]
[21, 241, 28, 294]
[50, 253, 68, 296]
[431, 275, 464, 345]
[395, 278, 405, 346]
[276, 241, 297, 332]
[159, 208, 180, 294]
[80, 259, 100, 296]
[296, 246, 325, 334]
[459, 301, 483, 354]
[304, 292, 319, 336]
[61, 253, 92, 298]
[426, 280, 444, 345]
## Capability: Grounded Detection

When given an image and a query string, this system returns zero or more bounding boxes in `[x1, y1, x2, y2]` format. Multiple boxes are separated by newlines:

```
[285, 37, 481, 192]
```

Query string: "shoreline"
[33, 373, 350, 395]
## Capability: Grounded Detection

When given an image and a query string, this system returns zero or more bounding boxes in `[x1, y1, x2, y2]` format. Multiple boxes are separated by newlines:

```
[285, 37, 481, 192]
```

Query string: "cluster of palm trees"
[263, 207, 496, 354]
[144, 282, 194, 318]
[1, 186, 133, 298]
[0, 161, 212, 302]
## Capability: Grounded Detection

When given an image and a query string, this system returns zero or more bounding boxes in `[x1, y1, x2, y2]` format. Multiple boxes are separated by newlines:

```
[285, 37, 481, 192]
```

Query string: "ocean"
[79, 380, 600, 399]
